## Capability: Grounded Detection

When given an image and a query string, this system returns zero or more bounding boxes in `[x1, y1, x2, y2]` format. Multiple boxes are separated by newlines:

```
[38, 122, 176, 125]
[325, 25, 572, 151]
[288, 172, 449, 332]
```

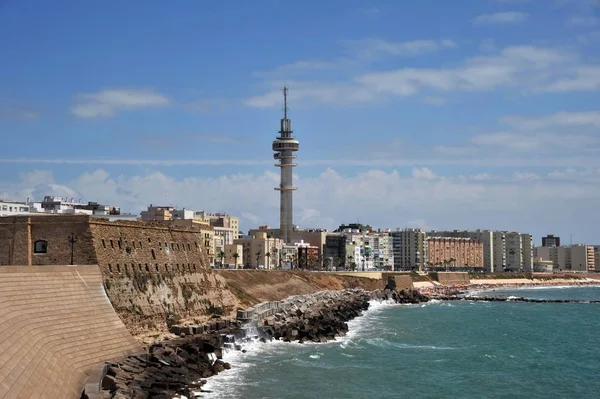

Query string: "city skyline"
[1, 0, 599, 243]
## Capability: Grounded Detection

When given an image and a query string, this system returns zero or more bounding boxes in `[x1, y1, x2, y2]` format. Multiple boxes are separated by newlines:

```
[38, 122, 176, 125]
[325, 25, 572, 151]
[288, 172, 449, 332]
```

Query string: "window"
[102, 239, 106, 249]
[151, 249, 156, 260]
[110, 240, 114, 249]
[34, 240, 48, 254]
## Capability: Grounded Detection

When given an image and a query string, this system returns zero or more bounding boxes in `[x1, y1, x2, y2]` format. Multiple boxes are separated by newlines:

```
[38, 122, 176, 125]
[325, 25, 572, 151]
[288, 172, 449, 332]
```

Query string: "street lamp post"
[68, 232, 78, 265]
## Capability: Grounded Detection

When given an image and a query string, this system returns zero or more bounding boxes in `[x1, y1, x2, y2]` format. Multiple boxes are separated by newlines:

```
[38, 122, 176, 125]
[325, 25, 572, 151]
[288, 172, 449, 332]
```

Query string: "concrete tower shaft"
[272, 87, 299, 244]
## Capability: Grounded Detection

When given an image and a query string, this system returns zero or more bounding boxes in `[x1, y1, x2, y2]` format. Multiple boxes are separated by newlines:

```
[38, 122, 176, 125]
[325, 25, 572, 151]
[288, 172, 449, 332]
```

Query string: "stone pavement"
[0, 265, 141, 399]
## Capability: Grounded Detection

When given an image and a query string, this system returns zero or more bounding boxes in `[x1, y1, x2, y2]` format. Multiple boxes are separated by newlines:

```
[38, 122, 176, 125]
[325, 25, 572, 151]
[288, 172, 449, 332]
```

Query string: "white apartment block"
[391, 228, 426, 271]
[534, 245, 596, 272]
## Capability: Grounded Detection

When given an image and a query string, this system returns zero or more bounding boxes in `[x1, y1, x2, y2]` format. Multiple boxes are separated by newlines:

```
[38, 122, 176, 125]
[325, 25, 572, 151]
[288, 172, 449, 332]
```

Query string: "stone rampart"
[429, 272, 471, 286]
[0, 265, 141, 399]
[0, 215, 212, 272]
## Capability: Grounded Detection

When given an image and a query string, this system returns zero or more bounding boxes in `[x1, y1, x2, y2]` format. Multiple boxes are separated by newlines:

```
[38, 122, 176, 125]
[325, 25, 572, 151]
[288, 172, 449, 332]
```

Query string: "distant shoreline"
[417, 277, 600, 296]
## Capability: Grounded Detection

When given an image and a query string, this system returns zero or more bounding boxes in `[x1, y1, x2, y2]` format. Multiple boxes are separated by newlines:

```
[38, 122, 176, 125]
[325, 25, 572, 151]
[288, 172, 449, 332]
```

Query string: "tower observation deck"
[272, 87, 299, 244]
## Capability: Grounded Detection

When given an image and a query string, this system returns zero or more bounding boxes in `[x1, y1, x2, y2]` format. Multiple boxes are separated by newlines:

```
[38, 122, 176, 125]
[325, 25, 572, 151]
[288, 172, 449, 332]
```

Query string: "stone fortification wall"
[429, 272, 470, 286]
[88, 219, 211, 276]
[0, 215, 212, 273]
[0, 215, 97, 266]
[0, 265, 141, 399]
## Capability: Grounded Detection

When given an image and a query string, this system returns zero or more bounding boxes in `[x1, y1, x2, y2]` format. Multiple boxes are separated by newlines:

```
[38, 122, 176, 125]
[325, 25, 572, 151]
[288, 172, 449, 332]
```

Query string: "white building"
[0, 200, 29, 216]
[534, 245, 596, 272]
[391, 228, 426, 271]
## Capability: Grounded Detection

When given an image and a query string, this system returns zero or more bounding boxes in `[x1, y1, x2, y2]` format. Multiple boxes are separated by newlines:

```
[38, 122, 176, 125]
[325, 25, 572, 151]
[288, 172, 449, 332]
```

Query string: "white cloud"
[502, 110, 600, 129]
[341, 38, 456, 59]
[412, 167, 438, 179]
[3, 168, 600, 241]
[245, 44, 589, 108]
[71, 89, 171, 118]
[473, 12, 529, 25]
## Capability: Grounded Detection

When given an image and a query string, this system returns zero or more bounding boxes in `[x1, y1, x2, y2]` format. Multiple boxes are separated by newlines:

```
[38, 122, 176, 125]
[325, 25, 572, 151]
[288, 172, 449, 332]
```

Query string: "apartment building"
[391, 229, 426, 271]
[428, 230, 494, 272]
[233, 231, 284, 269]
[534, 245, 596, 272]
[195, 211, 239, 240]
[426, 236, 484, 270]
[542, 234, 561, 248]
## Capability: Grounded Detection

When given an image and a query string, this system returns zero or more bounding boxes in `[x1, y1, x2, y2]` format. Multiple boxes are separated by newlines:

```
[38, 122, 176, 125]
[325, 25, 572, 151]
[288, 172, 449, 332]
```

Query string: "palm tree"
[255, 251, 261, 269]
[233, 252, 240, 268]
[265, 252, 271, 270]
[218, 250, 225, 269]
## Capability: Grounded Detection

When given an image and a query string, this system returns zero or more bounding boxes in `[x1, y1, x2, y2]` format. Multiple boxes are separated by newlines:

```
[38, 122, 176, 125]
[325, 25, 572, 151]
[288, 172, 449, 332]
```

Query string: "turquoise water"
[202, 287, 600, 399]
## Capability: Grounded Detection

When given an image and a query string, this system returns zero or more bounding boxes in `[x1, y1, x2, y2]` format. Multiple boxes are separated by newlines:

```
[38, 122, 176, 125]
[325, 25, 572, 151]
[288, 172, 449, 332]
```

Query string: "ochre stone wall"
[88, 219, 211, 276]
[0, 215, 211, 272]
[0, 265, 141, 399]
[429, 272, 471, 285]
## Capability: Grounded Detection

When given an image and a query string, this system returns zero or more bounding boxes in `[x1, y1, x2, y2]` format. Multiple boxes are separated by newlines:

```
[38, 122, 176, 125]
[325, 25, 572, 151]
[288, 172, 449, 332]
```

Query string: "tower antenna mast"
[283, 86, 288, 119]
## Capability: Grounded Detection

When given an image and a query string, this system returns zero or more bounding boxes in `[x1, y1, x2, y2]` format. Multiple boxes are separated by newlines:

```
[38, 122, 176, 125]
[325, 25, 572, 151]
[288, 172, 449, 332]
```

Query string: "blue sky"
[1, 0, 600, 243]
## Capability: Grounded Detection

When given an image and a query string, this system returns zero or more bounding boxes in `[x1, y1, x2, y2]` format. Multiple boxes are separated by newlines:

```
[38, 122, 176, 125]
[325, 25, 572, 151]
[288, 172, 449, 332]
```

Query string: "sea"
[198, 286, 600, 399]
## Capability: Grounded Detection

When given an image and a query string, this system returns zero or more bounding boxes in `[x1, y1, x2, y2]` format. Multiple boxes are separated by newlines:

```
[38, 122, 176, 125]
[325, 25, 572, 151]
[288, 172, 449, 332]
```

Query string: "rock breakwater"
[98, 326, 238, 399]
[255, 288, 430, 344]
[94, 288, 430, 398]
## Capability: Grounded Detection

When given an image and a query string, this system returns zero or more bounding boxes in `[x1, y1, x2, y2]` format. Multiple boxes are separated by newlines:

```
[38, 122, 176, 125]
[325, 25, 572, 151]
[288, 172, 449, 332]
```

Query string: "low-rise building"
[0, 200, 29, 216]
[533, 257, 554, 273]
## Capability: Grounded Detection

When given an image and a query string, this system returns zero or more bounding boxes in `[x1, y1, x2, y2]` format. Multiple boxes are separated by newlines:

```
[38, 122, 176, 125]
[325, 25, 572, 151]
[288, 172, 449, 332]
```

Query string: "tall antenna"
[283, 86, 288, 119]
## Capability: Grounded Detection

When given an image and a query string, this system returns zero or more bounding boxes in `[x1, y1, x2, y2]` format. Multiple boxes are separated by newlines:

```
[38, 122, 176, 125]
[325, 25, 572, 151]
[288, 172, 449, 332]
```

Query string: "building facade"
[534, 245, 596, 272]
[0, 200, 29, 217]
[428, 230, 493, 271]
[542, 234, 561, 248]
[233, 231, 284, 269]
[391, 229, 426, 271]
[323, 234, 347, 270]
[426, 237, 484, 271]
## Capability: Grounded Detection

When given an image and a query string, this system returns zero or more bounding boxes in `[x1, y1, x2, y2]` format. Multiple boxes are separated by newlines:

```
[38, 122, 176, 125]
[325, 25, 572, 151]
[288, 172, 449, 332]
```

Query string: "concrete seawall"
[0, 265, 142, 399]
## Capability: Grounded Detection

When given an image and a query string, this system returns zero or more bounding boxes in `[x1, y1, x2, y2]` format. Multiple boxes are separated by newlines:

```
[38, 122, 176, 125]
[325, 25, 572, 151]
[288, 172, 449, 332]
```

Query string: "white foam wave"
[200, 299, 397, 397]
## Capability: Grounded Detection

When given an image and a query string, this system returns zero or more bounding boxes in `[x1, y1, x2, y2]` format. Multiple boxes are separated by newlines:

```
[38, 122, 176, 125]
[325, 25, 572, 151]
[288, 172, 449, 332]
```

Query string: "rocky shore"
[93, 288, 428, 398]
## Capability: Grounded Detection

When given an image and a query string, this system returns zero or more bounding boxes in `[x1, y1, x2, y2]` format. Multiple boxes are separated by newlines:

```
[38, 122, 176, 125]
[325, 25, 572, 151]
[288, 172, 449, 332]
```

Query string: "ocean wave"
[363, 337, 461, 351]
[201, 298, 399, 397]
